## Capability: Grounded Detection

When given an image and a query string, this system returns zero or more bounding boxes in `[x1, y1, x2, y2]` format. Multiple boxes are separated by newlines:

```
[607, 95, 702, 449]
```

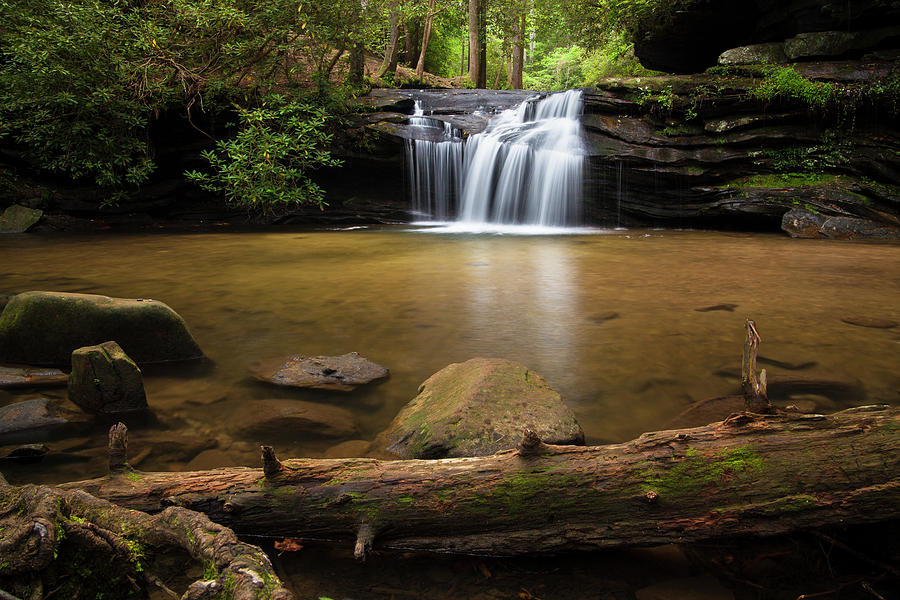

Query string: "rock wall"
[355, 66, 900, 237]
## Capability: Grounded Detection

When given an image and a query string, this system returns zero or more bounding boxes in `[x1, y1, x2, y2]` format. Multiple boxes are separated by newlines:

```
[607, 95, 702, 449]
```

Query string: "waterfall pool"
[1, 226, 897, 597]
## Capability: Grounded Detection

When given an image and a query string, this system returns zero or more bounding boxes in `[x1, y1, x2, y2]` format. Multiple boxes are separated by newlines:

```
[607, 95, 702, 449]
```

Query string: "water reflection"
[0, 229, 897, 484]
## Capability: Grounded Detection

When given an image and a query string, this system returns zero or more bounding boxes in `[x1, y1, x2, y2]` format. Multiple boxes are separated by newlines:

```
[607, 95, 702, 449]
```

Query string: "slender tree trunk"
[510, 11, 526, 89]
[468, 0, 485, 87]
[61, 407, 900, 559]
[377, 9, 402, 78]
[494, 52, 506, 88]
[460, 38, 467, 77]
[415, 0, 438, 79]
[347, 42, 365, 88]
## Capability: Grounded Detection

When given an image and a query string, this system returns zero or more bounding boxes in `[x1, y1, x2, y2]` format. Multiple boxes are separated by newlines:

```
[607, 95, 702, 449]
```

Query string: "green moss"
[751, 66, 837, 107]
[125, 470, 142, 482]
[640, 445, 764, 498]
[719, 173, 843, 189]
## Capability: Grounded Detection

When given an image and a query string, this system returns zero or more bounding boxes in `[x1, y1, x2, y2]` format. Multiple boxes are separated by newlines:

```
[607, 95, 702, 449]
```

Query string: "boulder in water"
[0, 204, 42, 233]
[0, 291, 204, 366]
[250, 352, 389, 392]
[375, 357, 585, 459]
[68, 341, 148, 414]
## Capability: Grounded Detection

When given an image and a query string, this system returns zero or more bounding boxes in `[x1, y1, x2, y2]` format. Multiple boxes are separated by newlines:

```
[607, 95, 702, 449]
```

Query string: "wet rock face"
[632, 0, 900, 73]
[0, 291, 203, 366]
[68, 341, 148, 414]
[250, 352, 389, 392]
[374, 357, 585, 459]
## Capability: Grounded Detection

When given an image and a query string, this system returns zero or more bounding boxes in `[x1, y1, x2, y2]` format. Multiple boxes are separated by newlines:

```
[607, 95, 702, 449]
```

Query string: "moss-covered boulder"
[0, 291, 203, 366]
[0, 205, 42, 233]
[68, 341, 147, 414]
[375, 358, 584, 459]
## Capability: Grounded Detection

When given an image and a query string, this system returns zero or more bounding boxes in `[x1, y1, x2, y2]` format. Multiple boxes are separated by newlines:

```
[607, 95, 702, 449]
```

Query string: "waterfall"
[406, 89, 584, 228]
[405, 101, 463, 221]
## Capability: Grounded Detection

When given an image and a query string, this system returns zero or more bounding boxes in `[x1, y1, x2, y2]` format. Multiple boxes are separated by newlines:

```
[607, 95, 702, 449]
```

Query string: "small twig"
[812, 531, 900, 577]
[146, 573, 179, 599]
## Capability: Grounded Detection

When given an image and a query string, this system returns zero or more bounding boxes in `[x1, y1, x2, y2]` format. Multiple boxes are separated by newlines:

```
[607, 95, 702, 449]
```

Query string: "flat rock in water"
[0, 365, 68, 389]
[374, 357, 585, 459]
[0, 398, 68, 435]
[250, 352, 389, 391]
[231, 399, 360, 439]
[841, 316, 898, 329]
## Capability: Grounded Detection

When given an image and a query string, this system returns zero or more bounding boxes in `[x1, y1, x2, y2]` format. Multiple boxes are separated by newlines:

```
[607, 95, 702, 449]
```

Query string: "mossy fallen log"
[59, 406, 900, 558]
[0, 470, 292, 600]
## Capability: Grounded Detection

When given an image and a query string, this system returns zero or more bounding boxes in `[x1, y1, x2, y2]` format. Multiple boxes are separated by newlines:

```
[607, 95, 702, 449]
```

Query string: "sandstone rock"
[0, 398, 68, 435]
[68, 341, 148, 414]
[0, 291, 203, 366]
[841, 316, 898, 329]
[0, 205, 42, 233]
[375, 357, 584, 459]
[230, 399, 359, 440]
[250, 352, 389, 392]
[784, 28, 900, 61]
[781, 207, 827, 238]
[820, 216, 900, 239]
[0, 365, 68, 389]
[718, 42, 787, 66]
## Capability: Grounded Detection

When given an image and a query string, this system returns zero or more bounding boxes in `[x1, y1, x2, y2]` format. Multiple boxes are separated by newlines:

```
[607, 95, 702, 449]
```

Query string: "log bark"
[0, 471, 292, 600]
[60, 406, 900, 558]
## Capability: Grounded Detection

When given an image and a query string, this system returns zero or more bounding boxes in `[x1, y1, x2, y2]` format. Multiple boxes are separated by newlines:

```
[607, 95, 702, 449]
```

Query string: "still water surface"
[1, 227, 898, 485]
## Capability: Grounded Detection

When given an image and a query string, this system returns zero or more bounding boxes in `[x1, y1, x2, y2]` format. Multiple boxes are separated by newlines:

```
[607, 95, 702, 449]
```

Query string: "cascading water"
[405, 101, 463, 221]
[406, 89, 584, 228]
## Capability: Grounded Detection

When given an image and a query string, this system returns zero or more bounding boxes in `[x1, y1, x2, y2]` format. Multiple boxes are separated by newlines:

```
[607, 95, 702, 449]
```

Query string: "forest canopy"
[0, 0, 697, 211]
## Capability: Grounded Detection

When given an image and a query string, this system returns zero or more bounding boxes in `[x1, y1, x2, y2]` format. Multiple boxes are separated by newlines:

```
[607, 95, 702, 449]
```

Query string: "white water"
[405, 102, 463, 220]
[406, 90, 584, 229]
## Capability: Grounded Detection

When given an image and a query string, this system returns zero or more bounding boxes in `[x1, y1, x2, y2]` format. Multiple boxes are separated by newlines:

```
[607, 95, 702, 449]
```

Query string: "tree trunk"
[347, 42, 365, 89]
[415, 0, 438, 79]
[377, 9, 401, 79]
[468, 0, 485, 87]
[510, 11, 526, 89]
[60, 406, 900, 559]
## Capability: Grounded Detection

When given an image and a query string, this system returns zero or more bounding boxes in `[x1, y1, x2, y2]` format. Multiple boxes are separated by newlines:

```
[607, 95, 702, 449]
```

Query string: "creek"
[1, 227, 898, 487]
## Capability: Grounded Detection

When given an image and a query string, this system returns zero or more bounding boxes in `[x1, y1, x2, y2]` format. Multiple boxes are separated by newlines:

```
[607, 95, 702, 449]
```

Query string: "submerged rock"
[2, 443, 50, 463]
[0, 205, 42, 233]
[0, 291, 204, 366]
[231, 399, 360, 439]
[68, 341, 148, 414]
[250, 352, 389, 392]
[0, 397, 68, 435]
[375, 357, 584, 459]
[0, 365, 68, 389]
[841, 316, 898, 329]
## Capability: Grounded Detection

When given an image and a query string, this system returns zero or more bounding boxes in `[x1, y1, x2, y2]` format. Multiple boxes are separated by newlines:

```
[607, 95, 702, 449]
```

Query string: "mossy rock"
[375, 357, 584, 459]
[0, 291, 203, 366]
[68, 341, 148, 414]
[0, 204, 42, 233]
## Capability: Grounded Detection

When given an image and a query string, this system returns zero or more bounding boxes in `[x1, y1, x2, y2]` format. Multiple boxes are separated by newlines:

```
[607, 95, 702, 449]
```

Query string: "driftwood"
[0, 425, 292, 600]
[60, 405, 900, 559]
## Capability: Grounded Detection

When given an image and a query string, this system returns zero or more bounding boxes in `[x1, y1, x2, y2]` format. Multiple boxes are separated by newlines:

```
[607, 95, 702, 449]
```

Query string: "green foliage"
[750, 66, 838, 107]
[186, 95, 342, 213]
[0, 0, 155, 191]
[523, 46, 586, 90]
[581, 32, 656, 81]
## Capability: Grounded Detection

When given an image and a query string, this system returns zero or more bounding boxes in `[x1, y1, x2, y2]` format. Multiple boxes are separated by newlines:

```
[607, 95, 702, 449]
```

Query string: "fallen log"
[0, 468, 292, 599]
[60, 405, 900, 558]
